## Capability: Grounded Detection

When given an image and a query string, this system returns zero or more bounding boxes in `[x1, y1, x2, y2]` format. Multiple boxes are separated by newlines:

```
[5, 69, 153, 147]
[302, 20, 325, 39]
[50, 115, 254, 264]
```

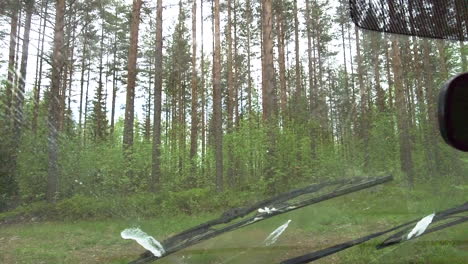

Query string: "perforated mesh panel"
[349, 0, 468, 41]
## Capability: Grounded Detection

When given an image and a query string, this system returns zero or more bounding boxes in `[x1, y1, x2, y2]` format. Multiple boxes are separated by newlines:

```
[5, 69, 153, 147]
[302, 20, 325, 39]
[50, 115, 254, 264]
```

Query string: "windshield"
[0, 0, 466, 263]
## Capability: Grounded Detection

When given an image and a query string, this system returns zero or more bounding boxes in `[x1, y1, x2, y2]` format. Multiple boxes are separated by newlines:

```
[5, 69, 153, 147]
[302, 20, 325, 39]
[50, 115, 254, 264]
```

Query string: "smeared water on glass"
[121, 227, 165, 257]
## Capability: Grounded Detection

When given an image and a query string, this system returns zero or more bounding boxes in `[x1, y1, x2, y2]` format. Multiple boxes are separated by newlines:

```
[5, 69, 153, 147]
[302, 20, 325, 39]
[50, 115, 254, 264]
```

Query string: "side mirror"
[438, 72, 468, 152]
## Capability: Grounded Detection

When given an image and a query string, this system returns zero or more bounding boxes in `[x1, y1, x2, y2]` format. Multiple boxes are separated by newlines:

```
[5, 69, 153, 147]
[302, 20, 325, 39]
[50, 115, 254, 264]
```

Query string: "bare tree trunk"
[201, 0, 206, 175]
[79, 11, 89, 132]
[13, 0, 33, 139]
[413, 38, 433, 171]
[47, 0, 66, 203]
[340, 24, 348, 99]
[422, 39, 443, 175]
[5, 3, 19, 123]
[110, 14, 118, 135]
[33, 0, 49, 133]
[190, 0, 198, 166]
[277, 1, 287, 119]
[144, 58, 153, 141]
[226, 0, 234, 131]
[246, 0, 253, 116]
[95, 22, 106, 140]
[293, 0, 302, 115]
[372, 34, 385, 112]
[385, 37, 394, 110]
[392, 38, 414, 188]
[123, 0, 143, 155]
[348, 22, 356, 106]
[338, 8, 351, 160]
[233, 0, 240, 127]
[355, 27, 369, 170]
[83, 66, 90, 145]
[225, 0, 236, 186]
[66, 10, 77, 133]
[13, 9, 22, 95]
[58, 9, 72, 133]
[151, 0, 163, 192]
[262, 0, 275, 121]
[306, 0, 317, 157]
[412, 39, 426, 124]
[262, 0, 277, 191]
[213, 0, 223, 192]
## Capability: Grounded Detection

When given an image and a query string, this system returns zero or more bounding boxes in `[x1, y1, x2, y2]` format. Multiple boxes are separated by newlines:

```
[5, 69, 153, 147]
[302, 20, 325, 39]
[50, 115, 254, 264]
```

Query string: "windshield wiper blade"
[128, 175, 393, 264]
[281, 202, 467, 264]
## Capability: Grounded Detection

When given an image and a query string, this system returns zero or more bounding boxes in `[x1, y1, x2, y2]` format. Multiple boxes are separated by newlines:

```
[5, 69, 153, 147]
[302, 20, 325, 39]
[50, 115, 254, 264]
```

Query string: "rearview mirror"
[438, 72, 468, 152]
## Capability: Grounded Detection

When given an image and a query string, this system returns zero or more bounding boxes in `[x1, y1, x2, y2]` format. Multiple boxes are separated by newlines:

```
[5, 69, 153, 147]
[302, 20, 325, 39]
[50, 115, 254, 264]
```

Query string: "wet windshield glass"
[0, 0, 466, 263]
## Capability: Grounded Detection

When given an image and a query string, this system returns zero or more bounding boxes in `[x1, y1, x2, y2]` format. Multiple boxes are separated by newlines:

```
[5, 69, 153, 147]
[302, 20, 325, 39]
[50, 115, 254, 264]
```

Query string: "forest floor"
[1, 183, 467, 264]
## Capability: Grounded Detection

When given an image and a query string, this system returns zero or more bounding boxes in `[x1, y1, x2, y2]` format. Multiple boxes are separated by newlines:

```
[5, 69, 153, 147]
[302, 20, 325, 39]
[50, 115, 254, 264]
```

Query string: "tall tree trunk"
[95, 22, 106, 140]
[200, 0, 206, 174]
[123, 0, 143, 155]
[190, 0, 198, 165]
[372, 34, 385, 112]
[262, 0, 275, 121]
[262, 0, 277, 191]
[83, 66, 91, 145]
[5, 3, 19, 123]
[13, 9, 22, 94]
[79, 12, 89, 132]
[151, 0, 163, 192]
[33, 0, 49, 133]
[385, 37, 394, 110]
[213, 0, 223, 192]
[226, 0, 234, 131]
[13, 0, 33, 140]
[6, 0, 32, 199]
[110, 16, 118, 135]
[246, 0, 253, 116]
[355, 27, 369, 170]
[339, 10, 351, 160]
[66, 10, 77, 133]
[47, 0, 66, 203]
[348, 22, 356, 106]
[293, 0, 302, 116]
[392, 38, 414, 188]
[144, 58, 153, 141]
[59, 10, 71, 133]
[306, 0, 317, 157]
[226, 0, 235, 186]
[233, 0, 240, 127]
[277, 1, 287, 119]
[413, 38, 434, 172]
[340, 23, 348, 100]
[412, 39, 426, 124]
[423, 39, 442, 175]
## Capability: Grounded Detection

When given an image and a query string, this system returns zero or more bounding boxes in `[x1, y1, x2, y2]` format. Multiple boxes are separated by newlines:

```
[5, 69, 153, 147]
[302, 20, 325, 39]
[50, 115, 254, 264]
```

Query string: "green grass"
[1, 183, 466, 264]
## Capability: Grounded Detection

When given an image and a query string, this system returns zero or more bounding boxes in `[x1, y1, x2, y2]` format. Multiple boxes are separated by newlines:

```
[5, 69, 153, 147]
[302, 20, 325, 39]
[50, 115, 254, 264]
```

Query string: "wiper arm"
[128, 175, 393, 264]
[281, 202, 468, 264]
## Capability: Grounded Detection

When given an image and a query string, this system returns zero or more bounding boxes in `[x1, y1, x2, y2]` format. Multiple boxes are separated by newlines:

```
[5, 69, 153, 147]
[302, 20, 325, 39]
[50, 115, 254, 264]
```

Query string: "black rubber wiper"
[281, 202, 468, 264]
[128, 175, 393, 264]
